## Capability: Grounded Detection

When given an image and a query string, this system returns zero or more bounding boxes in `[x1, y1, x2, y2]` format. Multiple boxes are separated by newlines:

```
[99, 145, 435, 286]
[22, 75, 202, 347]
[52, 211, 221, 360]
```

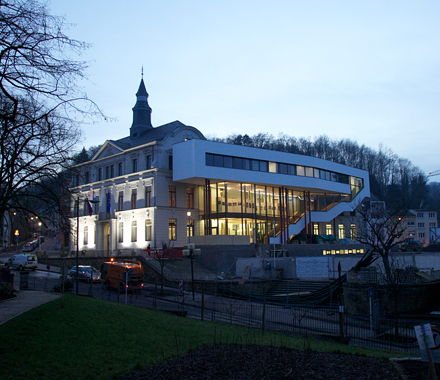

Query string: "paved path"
[0, 290, 60, 325]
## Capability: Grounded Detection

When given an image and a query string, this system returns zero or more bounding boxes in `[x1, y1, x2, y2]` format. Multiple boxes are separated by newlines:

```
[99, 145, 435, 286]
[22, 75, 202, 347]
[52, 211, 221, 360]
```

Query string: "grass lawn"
[0, 294, 410, 380]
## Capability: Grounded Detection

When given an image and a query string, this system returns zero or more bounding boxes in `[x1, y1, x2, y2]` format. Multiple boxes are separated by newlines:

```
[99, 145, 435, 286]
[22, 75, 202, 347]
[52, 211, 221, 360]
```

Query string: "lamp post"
[75, 198, 80, 294]
[190, 246, 195, 300]
[183, 243, 200, 300]
[38, 222, 42, 254]
[187, 211, 191, 244]
[14, 230, 19, 252]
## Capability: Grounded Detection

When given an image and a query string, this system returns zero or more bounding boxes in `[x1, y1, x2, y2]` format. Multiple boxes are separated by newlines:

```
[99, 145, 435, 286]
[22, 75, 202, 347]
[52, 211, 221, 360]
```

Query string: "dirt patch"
[112, 344, 403, 380]
[394, 359, 440, 380]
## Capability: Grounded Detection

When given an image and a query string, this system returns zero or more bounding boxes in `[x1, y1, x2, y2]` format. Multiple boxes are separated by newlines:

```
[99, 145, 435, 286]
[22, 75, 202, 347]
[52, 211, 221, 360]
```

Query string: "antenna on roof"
[141, 65, 144, 78]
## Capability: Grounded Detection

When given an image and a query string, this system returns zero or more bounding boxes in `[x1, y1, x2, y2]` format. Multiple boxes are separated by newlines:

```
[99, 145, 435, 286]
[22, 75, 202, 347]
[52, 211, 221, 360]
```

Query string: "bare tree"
[353, 201, 417, 336]
[354, 200, 408, 284]
[0, 0, 102, 234]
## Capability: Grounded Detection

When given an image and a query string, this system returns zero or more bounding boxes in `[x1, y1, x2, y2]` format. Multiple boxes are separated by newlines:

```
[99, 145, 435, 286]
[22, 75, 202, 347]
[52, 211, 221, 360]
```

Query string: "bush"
[0, 282, 14, 300]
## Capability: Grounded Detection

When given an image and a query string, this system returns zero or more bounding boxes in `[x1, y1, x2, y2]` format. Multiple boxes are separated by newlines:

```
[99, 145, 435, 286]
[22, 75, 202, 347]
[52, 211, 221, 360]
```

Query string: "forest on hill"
[209, 133, 439, 215]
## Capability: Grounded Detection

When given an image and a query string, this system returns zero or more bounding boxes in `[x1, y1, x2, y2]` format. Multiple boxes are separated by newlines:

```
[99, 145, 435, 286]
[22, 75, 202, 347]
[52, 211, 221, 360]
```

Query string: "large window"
[187, 188, 194, 208]
[98, 168, 102, 181]
[83, 226, 88, 245]
[118, 192, 123, 211]
[131, 221, 137, 242]
[338, 224, 346, 239]
[132, 158, 138, 172]
[145, 186, 152, 207]
[145, 219, 152, 241]
[131, 189, 137, 209]
[326, 224, 332, 235]
[169, 219, 177, 241]
[313, 224, 319, 235]
[169, 185, 176, 207]
[146, 155, 152, 170]
[83, 199, 89, 217]
[187, 219, 194, 237]
[350, 224, 357, 239]
[118, 222, 123, 243]
[94, 196, 99, 214]
[205, 153, 352, 187]
[118, 162, 123, 176]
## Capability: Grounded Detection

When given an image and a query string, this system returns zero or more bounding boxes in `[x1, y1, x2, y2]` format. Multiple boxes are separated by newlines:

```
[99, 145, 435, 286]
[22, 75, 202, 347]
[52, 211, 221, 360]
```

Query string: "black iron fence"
[18, 272, 425, 354]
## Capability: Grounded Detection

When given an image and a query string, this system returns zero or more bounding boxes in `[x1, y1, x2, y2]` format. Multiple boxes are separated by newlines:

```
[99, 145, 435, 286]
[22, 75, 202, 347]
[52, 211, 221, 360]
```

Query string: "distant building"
[400, 209, 438, 246]
[70, 77, 370, 255]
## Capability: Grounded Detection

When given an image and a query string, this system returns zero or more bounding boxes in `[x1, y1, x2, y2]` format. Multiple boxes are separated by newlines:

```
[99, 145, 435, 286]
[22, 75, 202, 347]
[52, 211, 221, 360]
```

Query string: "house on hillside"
[69, 77, 370, 256]
[399, 209, 437, 247]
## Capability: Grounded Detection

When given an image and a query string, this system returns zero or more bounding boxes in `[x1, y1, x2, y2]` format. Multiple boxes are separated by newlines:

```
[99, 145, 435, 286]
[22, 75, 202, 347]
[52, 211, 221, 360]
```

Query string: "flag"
[107, 192, 111, 214]
[86, 198, 93, 216]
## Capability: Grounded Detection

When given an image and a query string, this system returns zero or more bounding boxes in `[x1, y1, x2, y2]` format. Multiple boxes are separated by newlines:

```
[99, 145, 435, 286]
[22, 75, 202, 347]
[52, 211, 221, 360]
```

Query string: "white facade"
[70, 79, 370, 255]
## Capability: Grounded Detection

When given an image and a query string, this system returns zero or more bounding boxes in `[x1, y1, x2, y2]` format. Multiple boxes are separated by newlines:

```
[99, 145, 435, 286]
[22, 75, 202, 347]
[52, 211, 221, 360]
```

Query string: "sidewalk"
[0, 290, 61, 325]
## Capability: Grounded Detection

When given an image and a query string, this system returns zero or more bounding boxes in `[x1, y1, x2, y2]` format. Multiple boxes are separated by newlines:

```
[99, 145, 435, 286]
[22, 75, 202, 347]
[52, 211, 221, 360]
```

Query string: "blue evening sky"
[49, 1, 440, 178]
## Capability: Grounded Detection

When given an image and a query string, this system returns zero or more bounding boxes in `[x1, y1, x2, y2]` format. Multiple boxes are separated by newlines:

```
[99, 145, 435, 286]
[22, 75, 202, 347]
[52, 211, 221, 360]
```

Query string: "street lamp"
[187, 211, 191, 244]
[183, 243, 200, 300]
[75, 198, 80, 294]
[38, 222, 42, 254]
[14, 230, 19, 252]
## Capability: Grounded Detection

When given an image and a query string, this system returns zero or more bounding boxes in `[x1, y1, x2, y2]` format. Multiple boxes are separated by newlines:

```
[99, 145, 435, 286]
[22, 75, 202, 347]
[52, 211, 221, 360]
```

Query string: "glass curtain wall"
[200, 181, 358, 243]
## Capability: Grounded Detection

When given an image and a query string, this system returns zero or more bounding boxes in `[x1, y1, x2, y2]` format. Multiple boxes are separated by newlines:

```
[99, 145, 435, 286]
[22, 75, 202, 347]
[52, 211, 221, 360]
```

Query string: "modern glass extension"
[198, 177, 364, 244]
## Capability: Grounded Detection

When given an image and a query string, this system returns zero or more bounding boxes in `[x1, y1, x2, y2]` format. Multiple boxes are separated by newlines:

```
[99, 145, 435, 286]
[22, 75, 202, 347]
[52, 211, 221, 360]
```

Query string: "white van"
[4, 254, 38, 271]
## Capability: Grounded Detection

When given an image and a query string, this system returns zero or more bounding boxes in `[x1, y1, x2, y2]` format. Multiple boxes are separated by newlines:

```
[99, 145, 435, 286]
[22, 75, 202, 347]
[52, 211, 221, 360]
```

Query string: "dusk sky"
[49, 1, 440, 178]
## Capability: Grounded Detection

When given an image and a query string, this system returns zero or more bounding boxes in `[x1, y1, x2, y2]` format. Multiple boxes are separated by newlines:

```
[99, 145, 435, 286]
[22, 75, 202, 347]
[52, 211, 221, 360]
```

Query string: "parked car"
[69, 266, 101, 283]
[4, 254, 38, 271]
[22, 243, 34, 252]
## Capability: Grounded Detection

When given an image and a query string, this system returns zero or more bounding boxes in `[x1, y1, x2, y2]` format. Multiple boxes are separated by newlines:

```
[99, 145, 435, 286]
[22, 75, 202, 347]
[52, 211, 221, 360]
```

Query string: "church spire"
[130, 71, 153, 138]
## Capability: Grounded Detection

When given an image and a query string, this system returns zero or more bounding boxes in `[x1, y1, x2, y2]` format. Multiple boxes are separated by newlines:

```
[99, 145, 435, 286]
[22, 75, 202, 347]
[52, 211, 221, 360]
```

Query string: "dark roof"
[136, 78, 149, 97]
[111, 120, 205, 150]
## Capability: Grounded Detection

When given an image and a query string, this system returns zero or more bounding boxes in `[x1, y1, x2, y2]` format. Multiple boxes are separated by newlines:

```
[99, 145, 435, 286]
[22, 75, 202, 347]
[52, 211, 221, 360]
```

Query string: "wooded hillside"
[209, 133, 436, 213]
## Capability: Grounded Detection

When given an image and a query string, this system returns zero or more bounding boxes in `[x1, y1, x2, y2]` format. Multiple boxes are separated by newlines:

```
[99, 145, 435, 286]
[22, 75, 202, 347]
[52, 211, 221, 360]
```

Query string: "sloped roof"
[112, 120, 205, 149]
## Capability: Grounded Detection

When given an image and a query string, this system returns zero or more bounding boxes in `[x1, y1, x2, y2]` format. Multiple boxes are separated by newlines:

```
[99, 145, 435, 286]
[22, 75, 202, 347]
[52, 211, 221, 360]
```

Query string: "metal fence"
[19, 273, 424, 354]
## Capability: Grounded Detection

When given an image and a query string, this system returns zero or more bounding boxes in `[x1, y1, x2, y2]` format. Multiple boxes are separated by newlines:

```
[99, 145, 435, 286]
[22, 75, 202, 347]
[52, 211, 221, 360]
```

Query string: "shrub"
[0, 282, 14, 300]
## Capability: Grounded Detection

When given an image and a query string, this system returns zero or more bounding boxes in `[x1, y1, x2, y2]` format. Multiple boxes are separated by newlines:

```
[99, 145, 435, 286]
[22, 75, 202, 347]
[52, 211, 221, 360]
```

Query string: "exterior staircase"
[265, 279, 338, 305]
